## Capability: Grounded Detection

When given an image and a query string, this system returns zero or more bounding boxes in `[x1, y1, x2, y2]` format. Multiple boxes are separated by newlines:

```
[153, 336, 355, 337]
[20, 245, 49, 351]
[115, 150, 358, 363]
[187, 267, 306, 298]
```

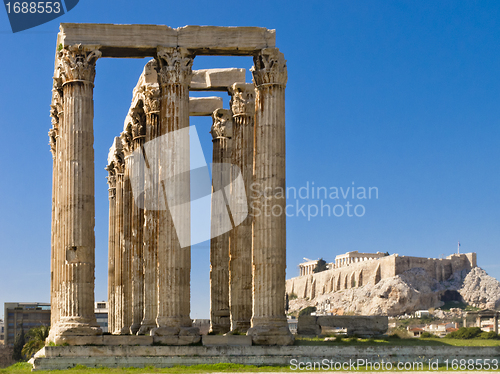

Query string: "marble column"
[113, 144, 125, 334]
[130, 106, 146, 335]
[153, 47, 199, 342]
[48, 45, 102, 342]
[138, 85, 160, 335]
[227, 83, 255, 333]
[49, 88, 62, 331]
[247, 48, 293, 345]
[120, 128, 134, 334]
[209, 109, 233, 334]
[105, 163, 117, 335]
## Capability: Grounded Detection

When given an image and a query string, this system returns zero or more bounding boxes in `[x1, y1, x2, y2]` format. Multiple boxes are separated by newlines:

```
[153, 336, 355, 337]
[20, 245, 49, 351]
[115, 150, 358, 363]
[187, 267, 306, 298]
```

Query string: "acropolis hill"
[286, 251, 477, 308]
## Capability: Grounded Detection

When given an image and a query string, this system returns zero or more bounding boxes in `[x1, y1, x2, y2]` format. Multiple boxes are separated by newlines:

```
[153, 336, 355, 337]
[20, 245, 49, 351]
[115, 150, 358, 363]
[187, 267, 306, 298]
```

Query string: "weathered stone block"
[189, 97, 223, 116]
[297, 315, 321, 336]
[202, 335, 252, 346]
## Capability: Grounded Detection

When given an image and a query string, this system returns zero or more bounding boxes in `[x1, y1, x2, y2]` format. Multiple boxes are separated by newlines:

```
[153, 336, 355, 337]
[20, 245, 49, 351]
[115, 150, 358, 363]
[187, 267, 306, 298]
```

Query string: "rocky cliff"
[288, 267, 500, 316]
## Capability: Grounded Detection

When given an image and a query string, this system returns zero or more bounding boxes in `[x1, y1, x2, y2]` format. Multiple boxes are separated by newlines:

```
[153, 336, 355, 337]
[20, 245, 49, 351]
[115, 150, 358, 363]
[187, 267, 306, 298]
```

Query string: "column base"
[47, 319, 102, 345]
[247, 318, 294, 345]
[209, 323, 230, 335]
[137, 321, 156, 335]
[227, 320, 251, 334]
[130, 323, 141, 335]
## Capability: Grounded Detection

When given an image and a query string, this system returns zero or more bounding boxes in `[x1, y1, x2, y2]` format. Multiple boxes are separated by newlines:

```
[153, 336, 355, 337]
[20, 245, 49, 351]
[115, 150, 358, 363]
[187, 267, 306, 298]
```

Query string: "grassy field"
[295, 336, 500, 346]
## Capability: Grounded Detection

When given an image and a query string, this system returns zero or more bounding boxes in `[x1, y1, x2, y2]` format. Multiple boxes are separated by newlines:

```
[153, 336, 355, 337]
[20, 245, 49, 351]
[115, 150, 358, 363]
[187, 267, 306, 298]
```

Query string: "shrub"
[299, 306, 317, 316]
[289, 292, 298, 300]
[446, 327, 483, 339]
[477, 331, 500, 340]
[420, 332, 438, 338]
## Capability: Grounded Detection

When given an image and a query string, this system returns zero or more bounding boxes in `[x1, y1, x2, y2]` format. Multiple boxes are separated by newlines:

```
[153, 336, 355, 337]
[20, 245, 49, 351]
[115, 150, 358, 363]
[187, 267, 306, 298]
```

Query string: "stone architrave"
[153, 47, 200, 343]
[138, 85, 161, 335]
[247, 48, 293, 345]
[227, 83, 255, 333]
[209, 108, 233, 334]
[48, 44, 102, 343]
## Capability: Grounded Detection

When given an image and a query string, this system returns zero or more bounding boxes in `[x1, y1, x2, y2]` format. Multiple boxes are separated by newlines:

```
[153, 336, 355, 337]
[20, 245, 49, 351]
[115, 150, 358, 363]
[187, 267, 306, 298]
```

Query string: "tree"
[21, 325, 50, 359]
[299, 306, 317, 316]
[313, 259, 328, 273]
[12, 328, 25, 362]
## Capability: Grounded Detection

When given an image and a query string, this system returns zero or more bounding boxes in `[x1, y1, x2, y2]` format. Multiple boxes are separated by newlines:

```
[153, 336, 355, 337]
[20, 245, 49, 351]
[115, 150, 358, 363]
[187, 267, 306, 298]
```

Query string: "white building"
[94, 302, 108, 333]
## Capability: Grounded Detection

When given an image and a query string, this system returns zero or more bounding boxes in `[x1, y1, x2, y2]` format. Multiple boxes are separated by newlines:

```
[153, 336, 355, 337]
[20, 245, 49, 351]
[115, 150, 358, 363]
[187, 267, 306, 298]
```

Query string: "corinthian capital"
[229, 83, 255, 117]
[50, 89, 64, 129]
[140, 85, 161, 114]
[156, 47, 193, 86]
[210, 109, 233, 140]
[120, 126, 134, 156]
[131, 106, 146, 140]
[58, 44, 101, 84]
[48, 128, 58, 157]
[251, 48, 287, 87]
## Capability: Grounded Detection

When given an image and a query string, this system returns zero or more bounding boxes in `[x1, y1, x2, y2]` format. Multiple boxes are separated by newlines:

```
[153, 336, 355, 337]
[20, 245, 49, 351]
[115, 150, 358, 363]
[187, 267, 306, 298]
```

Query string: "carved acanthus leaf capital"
[141, 85, 161, 114]
[229, 83, 256, 116]
[156, 47, 194, 86]
[120, 126, 134, 156]
[131, 106, 146, 140]
[105, 163, 117, 189]
[50, 89, 64, 129]
[48, 128, 58, 157]
[58, 44, 102, 84]
[210, 109, 233, 140]
[251, 48, 287, 87]
[112, 141, 125, 174]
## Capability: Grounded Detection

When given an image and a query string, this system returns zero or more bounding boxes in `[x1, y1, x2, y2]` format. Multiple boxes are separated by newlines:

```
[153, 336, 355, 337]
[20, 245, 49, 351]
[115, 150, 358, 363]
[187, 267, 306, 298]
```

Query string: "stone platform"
[32, 345, 500, 371]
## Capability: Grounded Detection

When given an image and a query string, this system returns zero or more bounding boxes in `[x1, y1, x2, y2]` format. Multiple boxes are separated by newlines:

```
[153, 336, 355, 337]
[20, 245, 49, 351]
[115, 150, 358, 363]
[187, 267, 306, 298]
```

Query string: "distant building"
[288, 252, 477, 301]
[0, 319, 4, 343]
[192, 319, 210, 335]
[4, 302, 50, 346]
[287, 317, 298, 334]
[94, 302, 108, 333]
[408, 322, 459, 338]
[415, 310, 430, 318]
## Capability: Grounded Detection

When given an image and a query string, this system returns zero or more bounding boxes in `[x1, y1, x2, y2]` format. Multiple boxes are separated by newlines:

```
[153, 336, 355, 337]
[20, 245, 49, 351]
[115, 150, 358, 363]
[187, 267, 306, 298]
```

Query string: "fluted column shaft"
[228, 83, 255, 333]
[209, 109, 232, 334]
[113, 162, 124, 334]
[49, 89, 62, 330]
[248, 48, 293, 345]
[49, 45, 102, 342]
[121, 146, 133, 334]
[154, 47, 196, 334]
[138, 86, 160, 335]
[130, 108, 146, 335]
[106, 166, 116, 334]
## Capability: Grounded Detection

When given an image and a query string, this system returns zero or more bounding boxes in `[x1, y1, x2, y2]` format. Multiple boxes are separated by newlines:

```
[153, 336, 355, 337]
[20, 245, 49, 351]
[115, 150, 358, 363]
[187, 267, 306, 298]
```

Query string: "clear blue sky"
[1, 1, 499, 319]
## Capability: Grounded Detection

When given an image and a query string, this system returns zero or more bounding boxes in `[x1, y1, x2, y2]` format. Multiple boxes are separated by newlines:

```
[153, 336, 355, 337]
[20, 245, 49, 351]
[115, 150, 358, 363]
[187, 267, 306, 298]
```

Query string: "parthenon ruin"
[48, 23, 293, 346]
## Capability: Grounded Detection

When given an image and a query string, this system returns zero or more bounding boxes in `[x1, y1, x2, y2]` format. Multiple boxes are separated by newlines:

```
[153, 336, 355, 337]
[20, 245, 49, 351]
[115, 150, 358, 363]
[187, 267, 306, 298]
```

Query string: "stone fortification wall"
[286, 253, 476, 300]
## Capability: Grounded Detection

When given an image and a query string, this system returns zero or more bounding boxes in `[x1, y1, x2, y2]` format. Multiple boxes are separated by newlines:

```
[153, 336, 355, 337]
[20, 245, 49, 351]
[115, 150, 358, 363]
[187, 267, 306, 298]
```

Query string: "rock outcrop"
[288, 267, 500, 316]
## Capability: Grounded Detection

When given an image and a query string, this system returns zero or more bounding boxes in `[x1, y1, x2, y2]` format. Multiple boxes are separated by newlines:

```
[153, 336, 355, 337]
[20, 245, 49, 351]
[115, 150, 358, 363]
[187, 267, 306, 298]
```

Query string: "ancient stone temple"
[48, 23, 293, 346]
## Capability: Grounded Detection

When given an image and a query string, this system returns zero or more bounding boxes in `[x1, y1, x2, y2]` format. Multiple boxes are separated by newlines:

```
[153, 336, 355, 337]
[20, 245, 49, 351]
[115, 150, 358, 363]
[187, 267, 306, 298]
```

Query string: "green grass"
[0, 363, 291, 373]
[295, 336, 500, 346]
